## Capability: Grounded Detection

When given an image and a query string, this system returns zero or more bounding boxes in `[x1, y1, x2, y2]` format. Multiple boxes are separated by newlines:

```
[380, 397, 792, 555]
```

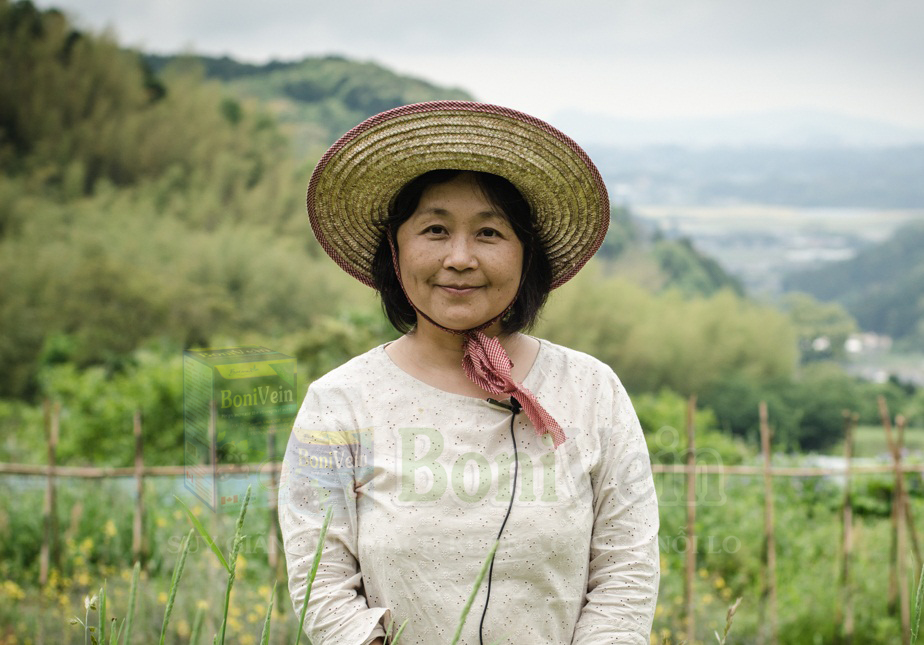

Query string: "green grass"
[829, 424, 924, 458]
[0, 471, 917, 643]
[52, 483, 500, 644]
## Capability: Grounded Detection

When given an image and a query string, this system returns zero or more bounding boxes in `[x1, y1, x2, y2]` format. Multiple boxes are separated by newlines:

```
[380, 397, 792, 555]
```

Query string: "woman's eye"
[479, 228, 500, 238]
[424, 225, 447, 235]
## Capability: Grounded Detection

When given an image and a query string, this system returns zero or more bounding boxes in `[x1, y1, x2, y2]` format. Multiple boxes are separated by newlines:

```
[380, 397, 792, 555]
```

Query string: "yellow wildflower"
[104, 520, 117, 538]
[197, 599, 209, 610]
[714, 576, 726, 589]
[156, 516, 168, 528]
[80, 537, 94, 552]
[75, 572, 91, 587]
[1, 581, 25, 601]
[698, 567, 708, 579]
[247, 611, 260, 624]
[158, 592, 168, 604]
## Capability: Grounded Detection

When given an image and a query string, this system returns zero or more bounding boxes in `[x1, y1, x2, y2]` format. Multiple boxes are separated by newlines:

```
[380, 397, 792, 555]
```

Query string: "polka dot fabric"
[279, 339, 659, 644]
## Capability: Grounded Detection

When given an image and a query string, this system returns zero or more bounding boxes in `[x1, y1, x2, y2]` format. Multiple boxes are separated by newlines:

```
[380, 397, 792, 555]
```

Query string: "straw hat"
[307, 101, 609, 290]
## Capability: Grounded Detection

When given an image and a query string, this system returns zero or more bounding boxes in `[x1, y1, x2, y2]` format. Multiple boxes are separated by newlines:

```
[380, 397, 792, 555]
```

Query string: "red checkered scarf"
[462, 331, 566, 448]
[388, 234, 567, 448]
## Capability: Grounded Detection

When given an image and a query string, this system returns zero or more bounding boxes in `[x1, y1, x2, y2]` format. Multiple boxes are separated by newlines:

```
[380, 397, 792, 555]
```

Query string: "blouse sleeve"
[278, 386, 387, 645]
[572, 374, 660, 644]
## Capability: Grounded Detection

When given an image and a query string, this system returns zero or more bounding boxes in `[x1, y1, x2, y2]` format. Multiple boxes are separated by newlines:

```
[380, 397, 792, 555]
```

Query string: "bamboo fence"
[2, 396, 922, 644]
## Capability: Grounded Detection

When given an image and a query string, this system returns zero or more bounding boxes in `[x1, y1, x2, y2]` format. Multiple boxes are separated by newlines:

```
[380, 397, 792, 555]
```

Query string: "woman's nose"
[442, 236, 478, 270]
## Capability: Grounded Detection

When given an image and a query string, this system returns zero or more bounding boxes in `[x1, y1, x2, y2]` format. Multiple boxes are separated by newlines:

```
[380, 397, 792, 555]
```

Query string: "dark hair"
[371, 169, 552, 334]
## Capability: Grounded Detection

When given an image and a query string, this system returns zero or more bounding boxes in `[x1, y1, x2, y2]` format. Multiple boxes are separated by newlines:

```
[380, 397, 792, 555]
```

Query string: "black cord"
[479, 397, 520, 645]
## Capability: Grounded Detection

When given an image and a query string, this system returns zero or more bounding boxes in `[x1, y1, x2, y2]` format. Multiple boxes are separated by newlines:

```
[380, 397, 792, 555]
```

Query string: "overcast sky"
[38, 0, 924, 130]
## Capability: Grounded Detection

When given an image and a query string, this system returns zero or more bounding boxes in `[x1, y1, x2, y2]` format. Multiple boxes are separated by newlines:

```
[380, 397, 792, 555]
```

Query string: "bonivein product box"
[183, 346, 297, 512]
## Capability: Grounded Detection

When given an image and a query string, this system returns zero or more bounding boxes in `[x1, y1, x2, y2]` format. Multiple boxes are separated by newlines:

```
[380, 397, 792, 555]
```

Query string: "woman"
[280, 102, 659, 645]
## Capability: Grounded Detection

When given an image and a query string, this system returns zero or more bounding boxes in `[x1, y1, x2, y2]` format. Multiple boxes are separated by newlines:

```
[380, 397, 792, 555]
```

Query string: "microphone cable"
[479, 396, 521, 645]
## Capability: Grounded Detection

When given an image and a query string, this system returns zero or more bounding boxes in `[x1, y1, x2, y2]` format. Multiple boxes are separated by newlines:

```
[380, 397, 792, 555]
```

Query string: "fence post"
[897, 415, 912, 645]
[39, 401, 60, 586]
[759, 401, 778, 645]
[880, 395, 911, 643]
[684, 395, 697, 644]
[267, 426, 280, 586]
[899, 415, 922, 567]
[132, 410, 145, 564]
[839, 410, 857, 644]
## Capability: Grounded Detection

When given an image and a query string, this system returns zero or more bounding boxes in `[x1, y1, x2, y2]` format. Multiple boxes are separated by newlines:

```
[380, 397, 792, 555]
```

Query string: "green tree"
[537, 266, 796, 396]
[781, 292, 857, 362]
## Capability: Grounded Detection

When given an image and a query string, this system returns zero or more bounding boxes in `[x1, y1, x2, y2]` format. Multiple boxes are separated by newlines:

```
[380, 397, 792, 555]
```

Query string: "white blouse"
[279, 338, 659, 644]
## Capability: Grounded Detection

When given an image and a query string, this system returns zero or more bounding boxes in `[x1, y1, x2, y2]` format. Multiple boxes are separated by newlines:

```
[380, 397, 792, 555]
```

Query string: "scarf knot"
[462, 331, 567, 448]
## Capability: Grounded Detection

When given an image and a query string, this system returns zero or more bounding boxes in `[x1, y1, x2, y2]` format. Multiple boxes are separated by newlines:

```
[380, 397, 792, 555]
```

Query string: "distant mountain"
[783, 220, 924, 346]
[144, 54, 474, 154]
[554, 108, 924, 149]
[588, 145, 924, 208]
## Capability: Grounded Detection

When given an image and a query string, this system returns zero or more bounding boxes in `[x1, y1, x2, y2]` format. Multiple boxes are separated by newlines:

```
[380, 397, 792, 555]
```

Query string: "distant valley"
[586, 144, 924, 296]
[631, 204, 921, 295]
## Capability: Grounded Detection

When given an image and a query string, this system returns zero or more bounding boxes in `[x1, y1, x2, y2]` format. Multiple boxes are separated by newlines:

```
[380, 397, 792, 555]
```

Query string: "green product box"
[183, 346, 297, 512]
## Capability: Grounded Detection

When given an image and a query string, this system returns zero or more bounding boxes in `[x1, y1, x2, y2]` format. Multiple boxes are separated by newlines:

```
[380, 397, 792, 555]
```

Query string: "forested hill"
[143, 53, 474, 153]
[14, 0, 916, 466]
[783, 220, 924, 346]
[0, 0, 741, 409]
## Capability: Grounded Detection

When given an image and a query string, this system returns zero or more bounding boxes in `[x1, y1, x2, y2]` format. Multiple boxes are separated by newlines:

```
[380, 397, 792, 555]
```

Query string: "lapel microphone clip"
[486, 396, 522, 413]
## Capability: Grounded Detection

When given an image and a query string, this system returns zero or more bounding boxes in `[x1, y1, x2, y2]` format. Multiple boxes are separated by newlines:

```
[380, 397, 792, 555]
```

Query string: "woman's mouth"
[438, 285, 479, 295]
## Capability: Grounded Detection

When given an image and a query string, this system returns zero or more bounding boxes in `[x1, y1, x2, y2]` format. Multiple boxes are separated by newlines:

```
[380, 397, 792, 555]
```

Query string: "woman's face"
[395, 172, 524, 333]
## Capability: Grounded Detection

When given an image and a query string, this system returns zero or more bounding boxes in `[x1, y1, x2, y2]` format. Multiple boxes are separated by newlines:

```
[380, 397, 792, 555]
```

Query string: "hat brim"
[307, 101, 609, 289]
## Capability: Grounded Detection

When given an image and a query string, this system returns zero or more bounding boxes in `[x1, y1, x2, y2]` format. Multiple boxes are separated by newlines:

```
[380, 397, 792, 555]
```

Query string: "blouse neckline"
[376, 336, 547, 405]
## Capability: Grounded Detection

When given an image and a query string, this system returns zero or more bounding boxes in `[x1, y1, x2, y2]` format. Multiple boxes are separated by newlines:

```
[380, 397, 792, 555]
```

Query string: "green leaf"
[450, 540, 499, 645]
[175, 494, 230, 573]
[388, 618, 409, 645]
[122, 562, 140, 645]
[98, 582, 107, 644]
[189, 606, 204, 645]
[295, 505, 334, 645]
[110, 618, 123, 645]
[912, 561, 924, 644]
[259, 581, 277, 645]
[160, 529, 194, 645]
